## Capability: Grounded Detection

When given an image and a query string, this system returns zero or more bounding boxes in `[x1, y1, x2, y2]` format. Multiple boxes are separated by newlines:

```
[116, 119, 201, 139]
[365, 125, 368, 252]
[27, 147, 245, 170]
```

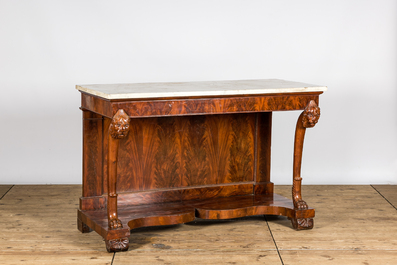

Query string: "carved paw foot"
[294, 200, 308, 210]
[109, 218, 123, 229]
[105, 237, 129, 252]
[291, 218, 314, 230]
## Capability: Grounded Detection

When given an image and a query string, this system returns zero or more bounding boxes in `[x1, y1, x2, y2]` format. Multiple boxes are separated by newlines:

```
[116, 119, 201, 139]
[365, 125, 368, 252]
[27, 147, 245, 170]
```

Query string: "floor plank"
[114, 216, 281, 264]
[280, 250, 397, 265]
[270, 185, 397, 251]
[0, 185, 113, 264]
[0, 251, 113, 265]
[114, 251, 282, 265]
[372, 185, 397, 209]
[1, 184, 397, 264]
[128, 217, 277, 251]
[0, 185, 13, 199]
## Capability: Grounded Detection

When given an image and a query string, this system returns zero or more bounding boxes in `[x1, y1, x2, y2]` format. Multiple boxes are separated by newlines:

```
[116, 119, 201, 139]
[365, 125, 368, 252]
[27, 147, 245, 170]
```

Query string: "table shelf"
[78, 194, 314, 242]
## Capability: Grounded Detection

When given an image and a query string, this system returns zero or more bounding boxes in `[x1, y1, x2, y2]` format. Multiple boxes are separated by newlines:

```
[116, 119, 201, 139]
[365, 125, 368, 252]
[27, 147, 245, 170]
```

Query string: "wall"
[0, 0, 396, 184]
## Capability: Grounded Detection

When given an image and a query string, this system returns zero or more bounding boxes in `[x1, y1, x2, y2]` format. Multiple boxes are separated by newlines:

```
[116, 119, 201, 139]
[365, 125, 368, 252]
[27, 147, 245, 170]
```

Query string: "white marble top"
[76, 79, 327, 100]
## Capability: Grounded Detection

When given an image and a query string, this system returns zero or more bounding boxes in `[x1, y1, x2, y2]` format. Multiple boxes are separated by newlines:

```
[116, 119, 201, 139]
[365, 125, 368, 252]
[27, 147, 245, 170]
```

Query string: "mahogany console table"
[76, 79, 326, 252]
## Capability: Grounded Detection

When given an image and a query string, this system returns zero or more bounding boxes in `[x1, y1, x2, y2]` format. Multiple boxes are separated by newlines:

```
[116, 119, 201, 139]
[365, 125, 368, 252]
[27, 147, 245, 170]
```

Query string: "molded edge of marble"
[76, 79, 327, 100]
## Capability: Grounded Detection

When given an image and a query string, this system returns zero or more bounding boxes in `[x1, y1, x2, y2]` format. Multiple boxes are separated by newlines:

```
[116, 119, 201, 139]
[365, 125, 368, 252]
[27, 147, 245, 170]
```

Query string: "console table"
[76, 79, 326, 252]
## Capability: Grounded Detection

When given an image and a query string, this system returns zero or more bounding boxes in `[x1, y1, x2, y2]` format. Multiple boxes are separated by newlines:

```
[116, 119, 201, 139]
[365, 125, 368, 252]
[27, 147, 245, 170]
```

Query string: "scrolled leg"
[107, 109, 130, 230]
[291, 100, 320, 229]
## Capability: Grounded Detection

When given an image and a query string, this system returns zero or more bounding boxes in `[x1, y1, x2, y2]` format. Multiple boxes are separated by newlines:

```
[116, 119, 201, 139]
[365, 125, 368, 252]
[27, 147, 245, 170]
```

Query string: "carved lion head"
[109, 109, 130, 139]
[302, 100, 320, 128]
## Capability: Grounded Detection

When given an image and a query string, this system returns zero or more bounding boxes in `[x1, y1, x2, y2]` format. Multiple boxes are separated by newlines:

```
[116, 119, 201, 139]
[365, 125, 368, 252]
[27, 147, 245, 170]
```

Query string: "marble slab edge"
[76, 79, 327, 100]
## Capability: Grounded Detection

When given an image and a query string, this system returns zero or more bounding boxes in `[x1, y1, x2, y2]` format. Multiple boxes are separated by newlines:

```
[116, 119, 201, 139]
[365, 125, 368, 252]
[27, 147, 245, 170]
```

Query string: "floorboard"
[114, 217, 281, 264]
[279, 250, 397, 265]
[113, 251, 282, 265]
[0, 185, 396, 264]
[0, 185, 13, 199]
[372, 185, 397, 209]
[0, 185, 113, 264]
[271, 185, 397, 264]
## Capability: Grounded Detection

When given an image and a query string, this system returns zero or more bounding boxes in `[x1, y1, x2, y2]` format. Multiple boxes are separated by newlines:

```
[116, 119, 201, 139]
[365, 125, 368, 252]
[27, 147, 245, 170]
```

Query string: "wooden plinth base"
[78, 194, 314, 252]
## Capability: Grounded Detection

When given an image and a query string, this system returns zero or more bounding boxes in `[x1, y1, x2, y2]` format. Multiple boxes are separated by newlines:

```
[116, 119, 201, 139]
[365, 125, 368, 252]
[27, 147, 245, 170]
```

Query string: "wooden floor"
[0, 185, 396, 264]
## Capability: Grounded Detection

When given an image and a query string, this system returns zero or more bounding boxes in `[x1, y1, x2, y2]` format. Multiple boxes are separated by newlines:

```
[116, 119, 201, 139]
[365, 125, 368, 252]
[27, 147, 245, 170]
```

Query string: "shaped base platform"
[78, 193, 314, 252]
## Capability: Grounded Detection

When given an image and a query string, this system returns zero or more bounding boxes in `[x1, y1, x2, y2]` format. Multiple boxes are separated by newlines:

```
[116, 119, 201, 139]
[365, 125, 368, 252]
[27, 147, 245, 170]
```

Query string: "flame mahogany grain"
[81, 92, 320, 118]
[78, 89, 323, 252]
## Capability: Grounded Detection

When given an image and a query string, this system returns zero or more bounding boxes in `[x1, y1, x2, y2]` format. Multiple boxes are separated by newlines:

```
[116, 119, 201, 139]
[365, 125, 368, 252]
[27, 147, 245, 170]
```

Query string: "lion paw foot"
[109, 218, 123, 229]
[294, 200, 308, 210]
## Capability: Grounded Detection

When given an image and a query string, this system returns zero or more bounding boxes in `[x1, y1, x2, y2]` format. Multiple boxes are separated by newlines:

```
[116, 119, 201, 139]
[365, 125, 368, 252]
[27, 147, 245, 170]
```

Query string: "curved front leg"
[107, 109, 130, 230]
[291, 100, 320, 229]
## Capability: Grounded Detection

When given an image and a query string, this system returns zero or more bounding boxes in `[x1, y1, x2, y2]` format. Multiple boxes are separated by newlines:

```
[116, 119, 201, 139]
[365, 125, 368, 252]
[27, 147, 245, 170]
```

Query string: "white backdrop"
[0, 0, 396, 184]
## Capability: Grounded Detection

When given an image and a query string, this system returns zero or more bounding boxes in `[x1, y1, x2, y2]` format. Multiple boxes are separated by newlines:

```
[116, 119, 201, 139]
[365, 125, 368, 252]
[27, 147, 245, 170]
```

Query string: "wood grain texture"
[80, 112, 264, 209]
[372, 185, 397, 208]
[279, 250, 397, 265]
[114, 212, 281, 264]
[183, 116, 208, 186]
[78, 193, 314, 237]
[228, 115, 254, 182]
[270, 185, 397, 251]
[0, 186, 114, 256]
[81, 92, 320, 118]
[78, 209, 130, 241]
[0, 252, 114, 265]
[192, 194, 314, 220]
[114, 251, 283, 265]
[81, 92, 112, 117]
[80, 183, 253, 210]
[116, 118, 158, 191]
[4, 185, 397, 264]
[117, 183, 254, 206]
[0, 185, 114, 264]
[114, 114, 255, 193]
[82, 111, 103, 198]
[114, 94, 320, 118]
[80, 202, 196, 232]
[107, 110, 131, 231]
[291, 100, 321, 227]
[0, 185, 13, 199]
[256, 112, 272, 184]
[255, 182, 275, 195]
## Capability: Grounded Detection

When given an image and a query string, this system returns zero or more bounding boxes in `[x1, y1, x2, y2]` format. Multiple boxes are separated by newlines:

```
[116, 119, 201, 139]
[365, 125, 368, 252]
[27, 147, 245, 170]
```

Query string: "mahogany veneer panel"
[81, 92, 320, 118]
[191, 194, 314, 220]
[82, 111, 103, 197]
[80, 183, 254, 210]
[82, 113, 260, 199]
[115, 114, 255, 192]
[78, 202, 196, 240]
